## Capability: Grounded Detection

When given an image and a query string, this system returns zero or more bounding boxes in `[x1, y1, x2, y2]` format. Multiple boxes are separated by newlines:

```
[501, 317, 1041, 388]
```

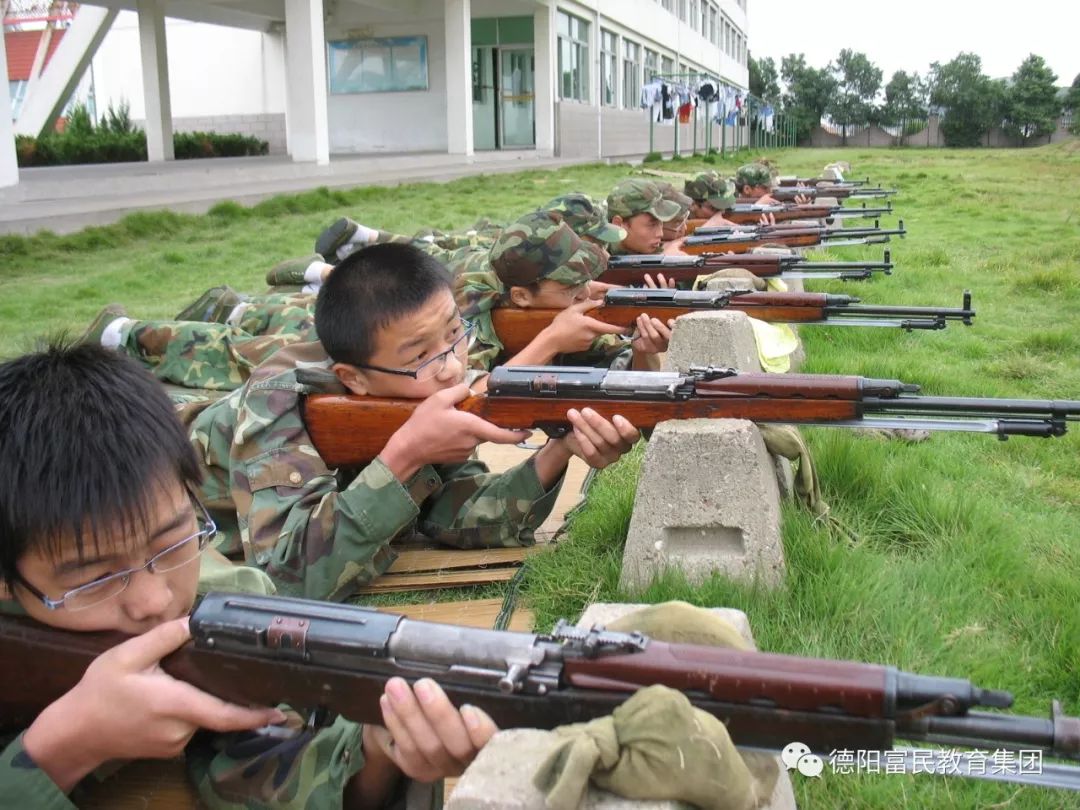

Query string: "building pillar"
[533, 2, 556, 156]
[284, 0, 330, 164]
[136, 0, 174, 161]
[0, 31, 18, 187]
[444, 0, 473, 156]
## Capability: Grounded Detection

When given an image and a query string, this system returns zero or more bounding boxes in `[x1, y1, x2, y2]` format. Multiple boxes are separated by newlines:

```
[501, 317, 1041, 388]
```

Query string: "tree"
[928, 52, 1004, 147]
[1066, 74, 1080, 135]
[749, 54, 780, 103]
[825, 49, 882, 143]
[780, 53, 837, 144]
[1002, 55, 1061, 143]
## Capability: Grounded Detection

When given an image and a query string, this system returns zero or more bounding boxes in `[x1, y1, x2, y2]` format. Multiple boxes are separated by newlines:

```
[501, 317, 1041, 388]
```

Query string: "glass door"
[472, 46, 497, 150]
[498, 47, 535, 148]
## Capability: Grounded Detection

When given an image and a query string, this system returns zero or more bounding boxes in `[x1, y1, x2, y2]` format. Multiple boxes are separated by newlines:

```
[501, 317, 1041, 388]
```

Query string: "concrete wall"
[137, 112, 287, 153]
[81, 12, 285, 120]
[322, 8, 448, 154]
[810, 114, 1075, 148]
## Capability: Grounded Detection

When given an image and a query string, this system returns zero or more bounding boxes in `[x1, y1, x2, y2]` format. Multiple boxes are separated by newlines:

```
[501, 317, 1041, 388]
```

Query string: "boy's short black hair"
[315, 243, 453, 367]
[0, 342, 202, 588]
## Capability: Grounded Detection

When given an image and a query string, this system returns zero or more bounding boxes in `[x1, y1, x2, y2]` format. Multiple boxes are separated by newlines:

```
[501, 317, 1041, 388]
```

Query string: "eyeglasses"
[353, 320, 476, 381]
[16, 497, 217, 612]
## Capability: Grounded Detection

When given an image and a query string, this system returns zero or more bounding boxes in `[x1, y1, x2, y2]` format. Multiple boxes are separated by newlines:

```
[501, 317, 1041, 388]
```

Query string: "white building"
[2, 0, 748, 182]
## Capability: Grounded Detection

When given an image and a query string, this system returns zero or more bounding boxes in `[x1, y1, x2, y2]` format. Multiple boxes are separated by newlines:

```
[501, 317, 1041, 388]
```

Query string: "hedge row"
[15, 130, 269, 167]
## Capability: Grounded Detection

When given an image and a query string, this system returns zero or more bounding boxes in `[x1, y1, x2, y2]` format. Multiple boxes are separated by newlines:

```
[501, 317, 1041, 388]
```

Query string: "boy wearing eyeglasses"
[0, 342, 506, 808]
[187, 242, 639, 603]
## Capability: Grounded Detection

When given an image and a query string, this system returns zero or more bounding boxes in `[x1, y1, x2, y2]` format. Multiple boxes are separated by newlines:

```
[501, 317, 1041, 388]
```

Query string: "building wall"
[322, 7, 449, 153]
[810, 114, 1075, 148]
[81, 12, 285, 120]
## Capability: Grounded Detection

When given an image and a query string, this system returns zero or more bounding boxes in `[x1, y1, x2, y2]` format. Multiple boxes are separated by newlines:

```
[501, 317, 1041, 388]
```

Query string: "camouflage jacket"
[451, 251, 632, 371]
[188, 340, 561, 601]
[0, 559, 393, 810]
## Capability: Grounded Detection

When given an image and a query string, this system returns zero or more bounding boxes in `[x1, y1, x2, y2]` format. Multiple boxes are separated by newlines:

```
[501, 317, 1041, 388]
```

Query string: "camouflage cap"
[540, 193, 627, 244]
[684, 173, 737, 209]
[488, 211, 606, 288]
[735, 162, 774, 189]
[607, 179, 682, 222]
[655, 182, 694, 219]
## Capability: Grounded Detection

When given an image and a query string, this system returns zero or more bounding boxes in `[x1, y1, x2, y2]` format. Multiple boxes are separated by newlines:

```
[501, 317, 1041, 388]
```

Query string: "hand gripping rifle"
[300, 366, 1080, 468]
[683, 219, 907, 254]
[3, 594, 1078, 790]
[600, 249, 895, 285]
[490, 290, 975, 354]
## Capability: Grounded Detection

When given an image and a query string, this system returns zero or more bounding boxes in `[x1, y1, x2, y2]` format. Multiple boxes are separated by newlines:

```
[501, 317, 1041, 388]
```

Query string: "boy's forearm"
[23, 698, 101, 794]
[532, 437, 573, 489]
[500, 331, 559, 367]
[344, 726, 403, 810]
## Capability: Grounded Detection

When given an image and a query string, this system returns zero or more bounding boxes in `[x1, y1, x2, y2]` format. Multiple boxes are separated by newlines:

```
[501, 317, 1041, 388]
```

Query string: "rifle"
[489, 290, 975, 353]
[777, 174, 872, 187]
[300, 366, 1080, 467]
[599, 249, 895, 284]
[4, 594, 1077, 790]
[682, 220, 906, 254]
[770, 186, 898, 202]
[716, 201, 894, 227]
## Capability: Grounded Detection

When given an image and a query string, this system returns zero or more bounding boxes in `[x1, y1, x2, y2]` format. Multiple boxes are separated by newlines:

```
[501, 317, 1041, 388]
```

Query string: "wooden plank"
[375, 598, 534, 632]
[76, 760, 201, 809]
[387, 546, 536, 574]
[355, 568, 517, 594]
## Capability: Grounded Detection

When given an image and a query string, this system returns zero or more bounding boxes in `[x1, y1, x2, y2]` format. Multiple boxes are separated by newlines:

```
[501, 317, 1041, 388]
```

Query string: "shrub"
[642, 151, 663, 163]
[14, 103, 269, 167]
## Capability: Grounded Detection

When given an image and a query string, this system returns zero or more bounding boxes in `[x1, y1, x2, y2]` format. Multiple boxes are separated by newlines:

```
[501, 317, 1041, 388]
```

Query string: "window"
[661, 0, 674, 12]
[678, 0, 688, 22]
[699, 1, 708, 35]
[708, 5, 718, 45]
[557, 11, 590, 102]
[9, 80, 28, 120]
[601, 29, 618, 107]
[622, 40, 641, 110]
[644, 48, 659, 83]
[327, 36, 429, 93]
[689, 0, 700, 31]
[661, 55, 674, 77]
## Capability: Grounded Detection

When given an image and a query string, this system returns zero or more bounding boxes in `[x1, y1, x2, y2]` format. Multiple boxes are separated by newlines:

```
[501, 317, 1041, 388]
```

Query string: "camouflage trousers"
[232, 293, 315, 337]
[118, 320, 306, 391]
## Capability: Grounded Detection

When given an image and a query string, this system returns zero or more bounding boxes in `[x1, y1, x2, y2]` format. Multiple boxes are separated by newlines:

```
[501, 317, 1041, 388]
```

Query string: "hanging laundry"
[678, 102, 692, 124]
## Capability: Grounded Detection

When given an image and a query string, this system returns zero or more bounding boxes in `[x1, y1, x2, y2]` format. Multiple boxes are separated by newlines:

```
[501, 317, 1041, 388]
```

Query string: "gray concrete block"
[663, 310, 761, 373]
[703, 277, 759, 293]
[779, 277, 805, 294]
[620, 419, 785, 591]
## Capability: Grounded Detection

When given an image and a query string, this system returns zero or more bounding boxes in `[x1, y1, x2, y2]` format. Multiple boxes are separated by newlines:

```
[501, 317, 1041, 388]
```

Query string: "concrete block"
[704, 277, 759, 293]
[779, 277, 805, 294]
[663, 310, 761, 373]
[620, 419, 785, 591]
[447, 605, 797, 810]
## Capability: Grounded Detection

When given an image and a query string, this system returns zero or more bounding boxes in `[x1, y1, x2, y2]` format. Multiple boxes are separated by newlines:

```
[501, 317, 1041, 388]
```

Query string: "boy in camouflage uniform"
[683, 172, 739, 221]
[0, 342, 498, 809]
[453, 211, 673, 375]
[605, 178, 682, 256]
[188, 242, 640, 602]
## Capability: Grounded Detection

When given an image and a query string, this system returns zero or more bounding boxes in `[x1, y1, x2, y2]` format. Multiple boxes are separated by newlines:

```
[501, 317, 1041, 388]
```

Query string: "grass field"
[2, 144, 1079, 807]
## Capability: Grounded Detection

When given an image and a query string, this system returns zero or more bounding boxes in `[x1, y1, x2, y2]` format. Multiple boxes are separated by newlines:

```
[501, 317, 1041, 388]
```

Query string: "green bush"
[642, 151, 663, 163]
[14, 104, 269, 167]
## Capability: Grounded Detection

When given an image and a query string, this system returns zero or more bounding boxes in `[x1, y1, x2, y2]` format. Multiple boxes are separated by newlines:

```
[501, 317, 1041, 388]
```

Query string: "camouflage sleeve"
[558, 334, 634, 370]
[374, 230, 456, 265]
[240, 453, 447, 602]
[188, 713, 366, 810]
[419, 455, 563, 549]
[466, 310, 503, 371]
[0, 733, 78, 810]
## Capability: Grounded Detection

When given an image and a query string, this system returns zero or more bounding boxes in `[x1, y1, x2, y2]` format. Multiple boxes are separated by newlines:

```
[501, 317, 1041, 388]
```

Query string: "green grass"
[3, 145, 1079, 807]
